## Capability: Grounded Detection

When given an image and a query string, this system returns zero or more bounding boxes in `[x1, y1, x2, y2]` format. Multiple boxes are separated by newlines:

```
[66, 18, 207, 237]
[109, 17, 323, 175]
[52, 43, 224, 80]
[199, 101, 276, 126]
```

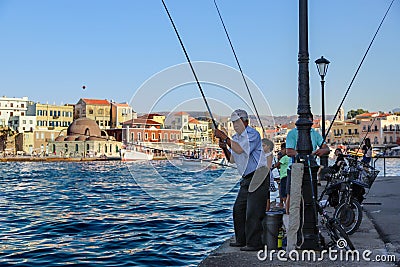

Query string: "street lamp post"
[315, 56, 330, 167]
[296, 0, 319, 250]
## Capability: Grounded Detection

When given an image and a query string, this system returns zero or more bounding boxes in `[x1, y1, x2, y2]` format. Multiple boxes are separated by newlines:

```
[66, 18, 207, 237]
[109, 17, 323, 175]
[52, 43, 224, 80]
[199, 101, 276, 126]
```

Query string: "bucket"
[262, 210, 284, 249]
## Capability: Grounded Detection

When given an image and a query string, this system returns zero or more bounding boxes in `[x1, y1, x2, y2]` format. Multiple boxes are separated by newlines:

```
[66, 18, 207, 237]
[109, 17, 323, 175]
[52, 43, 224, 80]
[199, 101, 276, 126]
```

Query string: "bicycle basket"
[350, 162, 379, 188]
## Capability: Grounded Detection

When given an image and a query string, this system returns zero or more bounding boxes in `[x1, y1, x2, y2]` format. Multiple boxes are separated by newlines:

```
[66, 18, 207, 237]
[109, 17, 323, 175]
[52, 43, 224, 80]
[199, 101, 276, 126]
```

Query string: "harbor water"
[0, 158, 398, 266]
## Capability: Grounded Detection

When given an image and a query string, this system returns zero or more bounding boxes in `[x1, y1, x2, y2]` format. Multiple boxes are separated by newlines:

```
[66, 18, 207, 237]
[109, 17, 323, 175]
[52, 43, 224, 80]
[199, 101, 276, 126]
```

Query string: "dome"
[67, 118, 102, 137]
[76, 136, 87, 141]
[65, 135, 78, 141]
[55, 136, 66, 141]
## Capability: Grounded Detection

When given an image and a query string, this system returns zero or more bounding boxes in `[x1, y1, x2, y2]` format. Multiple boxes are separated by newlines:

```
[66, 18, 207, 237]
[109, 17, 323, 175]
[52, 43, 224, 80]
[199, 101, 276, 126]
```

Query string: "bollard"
[262, 210, 284, 249]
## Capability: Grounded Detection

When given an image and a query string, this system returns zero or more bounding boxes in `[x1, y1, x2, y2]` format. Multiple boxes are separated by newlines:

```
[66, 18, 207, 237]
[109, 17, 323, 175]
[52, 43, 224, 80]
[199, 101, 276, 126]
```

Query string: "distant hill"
[392, 108, 400, 113]
[142, 111, 335, 128]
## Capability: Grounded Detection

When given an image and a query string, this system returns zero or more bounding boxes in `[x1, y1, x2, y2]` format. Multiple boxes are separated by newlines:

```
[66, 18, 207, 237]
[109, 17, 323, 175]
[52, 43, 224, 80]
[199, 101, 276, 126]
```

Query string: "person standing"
[214, 109, 268, 251]
[361, 137, 372, 165]
[262, 138, 276, 211]
[273, 142, 290, 209]
[285, 113, 330, 214]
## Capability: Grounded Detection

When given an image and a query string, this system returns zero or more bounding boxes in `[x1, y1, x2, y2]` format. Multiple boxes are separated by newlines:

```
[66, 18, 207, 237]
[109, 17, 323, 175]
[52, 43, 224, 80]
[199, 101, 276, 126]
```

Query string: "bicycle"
[321, 169, 363, 235]
[304, 156, 355, 251]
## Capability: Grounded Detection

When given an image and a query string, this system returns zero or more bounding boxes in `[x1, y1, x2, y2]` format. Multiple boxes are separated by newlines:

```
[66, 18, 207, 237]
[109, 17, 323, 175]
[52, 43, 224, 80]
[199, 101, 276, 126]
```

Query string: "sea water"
[0, 161, 239, 266]
[0, 158, 398, 266]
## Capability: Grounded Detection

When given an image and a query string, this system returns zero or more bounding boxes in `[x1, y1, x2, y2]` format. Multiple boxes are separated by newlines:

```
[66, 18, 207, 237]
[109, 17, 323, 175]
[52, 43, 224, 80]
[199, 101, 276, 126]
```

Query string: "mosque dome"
[67, 118, 102, 137]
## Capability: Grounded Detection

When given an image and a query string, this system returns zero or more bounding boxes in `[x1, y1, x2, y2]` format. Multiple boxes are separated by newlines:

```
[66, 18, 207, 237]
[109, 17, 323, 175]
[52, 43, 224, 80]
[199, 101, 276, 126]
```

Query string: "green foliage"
[347, 109, 368, 119]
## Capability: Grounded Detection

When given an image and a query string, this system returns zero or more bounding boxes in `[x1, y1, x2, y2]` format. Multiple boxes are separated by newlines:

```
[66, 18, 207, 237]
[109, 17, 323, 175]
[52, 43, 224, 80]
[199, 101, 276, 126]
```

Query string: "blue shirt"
[230, 126, 266, 176]
[286, 128, 324, 167]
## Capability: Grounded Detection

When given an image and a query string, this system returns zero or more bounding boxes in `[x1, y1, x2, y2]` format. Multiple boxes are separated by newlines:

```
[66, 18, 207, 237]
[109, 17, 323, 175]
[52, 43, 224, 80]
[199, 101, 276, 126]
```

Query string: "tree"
[347, 109, 368, 119]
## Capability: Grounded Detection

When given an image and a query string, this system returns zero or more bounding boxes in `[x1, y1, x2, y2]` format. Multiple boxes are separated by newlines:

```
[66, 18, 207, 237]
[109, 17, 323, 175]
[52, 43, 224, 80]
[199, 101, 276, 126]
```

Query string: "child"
[273, 142, 289, 209]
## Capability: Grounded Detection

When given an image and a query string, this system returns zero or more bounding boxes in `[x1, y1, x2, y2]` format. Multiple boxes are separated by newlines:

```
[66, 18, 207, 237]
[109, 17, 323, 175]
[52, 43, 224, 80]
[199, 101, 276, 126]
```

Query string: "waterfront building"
[110, 102, 136, 128]
[0, 96, 29, 127]
[15, 128, 59, 155]
[74, 98, 111, 129]
[137, 113, 165, 127]
[118, 118, 181, 143]
[26, 102, 73, 131]
[327, 119, 360, 145]
[8, 115, 36, 133]
[357, 112, 400, 146]
[48, 117, 121, 158]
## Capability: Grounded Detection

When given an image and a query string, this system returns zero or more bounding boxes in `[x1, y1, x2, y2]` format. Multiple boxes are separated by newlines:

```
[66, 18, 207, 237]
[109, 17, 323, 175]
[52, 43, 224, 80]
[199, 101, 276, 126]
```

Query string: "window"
[21, 104, 24, 108]
[98, 109, 104, 115]
[89, 109, 94, 115]
[21, 112, 24, 116]
[50, 110, 53, 116]
[164, 133, 168, 141]
[151, 133, 156, 140]
[10, 103, 13, 107]
[29, 120, 33, 124]
[137, 132, 142, 141]
[105, 144, 107, 153]
[75, 144, 79, 152]
[145, 133, 148, 140]
[41, 133, 44, 139]
[23, 120, 27, 124]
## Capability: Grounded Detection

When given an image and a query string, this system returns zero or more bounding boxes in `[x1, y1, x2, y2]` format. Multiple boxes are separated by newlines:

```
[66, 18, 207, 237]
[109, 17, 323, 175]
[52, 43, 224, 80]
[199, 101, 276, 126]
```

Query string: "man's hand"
[214, 129, 228, 140]
[313, 145, 330, 157]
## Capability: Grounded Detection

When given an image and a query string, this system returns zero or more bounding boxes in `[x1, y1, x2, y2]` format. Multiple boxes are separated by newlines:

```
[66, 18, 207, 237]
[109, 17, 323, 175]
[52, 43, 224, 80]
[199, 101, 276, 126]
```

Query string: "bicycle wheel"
[329, 221, 355, 251]
[334, 199, 362, 235]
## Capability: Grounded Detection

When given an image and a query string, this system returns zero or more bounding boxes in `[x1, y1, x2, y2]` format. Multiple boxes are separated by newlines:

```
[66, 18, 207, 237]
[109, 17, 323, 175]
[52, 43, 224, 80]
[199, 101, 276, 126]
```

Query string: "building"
[26, 102, 73, 130]
[48, 117, 121, 158]
[15, 128, 60, 155]
[137, 113, 165, 127]
[357, 112, 400, 146]
[74, 98, 111, 129]
[118, 118, 181, 143]
[110, 102, 136, 128]
[8, 115, 36, 133]
[0, 96, 29, 127]
[328, 120, 360, 145]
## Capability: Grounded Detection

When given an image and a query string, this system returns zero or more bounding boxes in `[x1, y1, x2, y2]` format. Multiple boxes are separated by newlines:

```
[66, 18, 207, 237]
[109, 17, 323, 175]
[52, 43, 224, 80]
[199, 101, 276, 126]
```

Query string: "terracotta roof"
[82, 98, 110, 105]
[112, 102, 130, 107]
[123, 118, 161, 126]
[138, 113, 164, 119]
[189, 117, 199, 124]
[175, 111, 189, 116]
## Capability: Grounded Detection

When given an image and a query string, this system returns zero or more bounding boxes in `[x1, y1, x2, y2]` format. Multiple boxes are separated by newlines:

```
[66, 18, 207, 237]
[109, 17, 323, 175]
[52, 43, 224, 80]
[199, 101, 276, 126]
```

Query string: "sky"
[0, 0, 399, 117]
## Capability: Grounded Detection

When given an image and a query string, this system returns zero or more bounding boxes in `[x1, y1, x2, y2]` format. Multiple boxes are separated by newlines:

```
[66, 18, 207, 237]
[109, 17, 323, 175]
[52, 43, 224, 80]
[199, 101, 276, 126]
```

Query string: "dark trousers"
[233, 174, 269, 247]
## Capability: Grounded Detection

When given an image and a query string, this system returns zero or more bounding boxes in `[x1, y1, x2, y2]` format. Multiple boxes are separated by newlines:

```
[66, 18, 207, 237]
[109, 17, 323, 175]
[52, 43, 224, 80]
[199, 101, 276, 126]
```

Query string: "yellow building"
[75, 98, 111, 129]
[328, 120, 360, 145]
[27, 102, 74, 131]
[111, 102, 136, 128]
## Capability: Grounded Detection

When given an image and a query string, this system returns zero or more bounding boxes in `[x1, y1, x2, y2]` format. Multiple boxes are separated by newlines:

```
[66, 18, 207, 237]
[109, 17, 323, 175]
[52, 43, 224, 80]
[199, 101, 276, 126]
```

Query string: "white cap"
[231, 109, 248, 122]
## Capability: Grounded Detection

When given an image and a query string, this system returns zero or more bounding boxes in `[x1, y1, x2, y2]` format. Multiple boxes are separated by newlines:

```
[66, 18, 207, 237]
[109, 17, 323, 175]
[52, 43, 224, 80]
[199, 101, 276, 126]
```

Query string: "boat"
[120, 146, 154, 161]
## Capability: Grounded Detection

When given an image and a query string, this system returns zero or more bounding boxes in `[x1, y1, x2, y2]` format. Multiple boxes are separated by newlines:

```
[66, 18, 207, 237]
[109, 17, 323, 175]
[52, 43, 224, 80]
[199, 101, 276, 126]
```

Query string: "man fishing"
[214, 109, 269, 251]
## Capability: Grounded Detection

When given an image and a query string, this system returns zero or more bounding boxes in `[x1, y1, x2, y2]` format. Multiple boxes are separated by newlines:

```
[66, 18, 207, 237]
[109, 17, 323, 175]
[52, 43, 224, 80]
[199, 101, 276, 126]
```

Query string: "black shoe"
[229, 242, 245, 247]
[240, 245, 263, 251]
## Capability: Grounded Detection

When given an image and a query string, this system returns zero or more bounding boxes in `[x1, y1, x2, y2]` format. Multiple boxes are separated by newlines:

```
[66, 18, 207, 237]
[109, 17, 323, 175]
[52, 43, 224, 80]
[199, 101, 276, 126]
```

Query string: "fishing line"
[213, 0, 267, 136]
[322, 0, 395, 145]
[161, 0, 218, 130]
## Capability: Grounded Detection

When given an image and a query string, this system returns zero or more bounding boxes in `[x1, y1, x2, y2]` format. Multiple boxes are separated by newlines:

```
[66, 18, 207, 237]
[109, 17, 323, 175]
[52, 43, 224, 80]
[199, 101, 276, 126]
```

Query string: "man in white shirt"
[214, 109, 268, 251]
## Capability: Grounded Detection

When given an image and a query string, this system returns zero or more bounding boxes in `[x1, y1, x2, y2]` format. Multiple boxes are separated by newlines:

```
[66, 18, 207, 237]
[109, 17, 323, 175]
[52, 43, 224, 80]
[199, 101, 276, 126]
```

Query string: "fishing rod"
[321, 0, 395, 146]
[161, 0, 218, 130]
[213, 0, 267, 137]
